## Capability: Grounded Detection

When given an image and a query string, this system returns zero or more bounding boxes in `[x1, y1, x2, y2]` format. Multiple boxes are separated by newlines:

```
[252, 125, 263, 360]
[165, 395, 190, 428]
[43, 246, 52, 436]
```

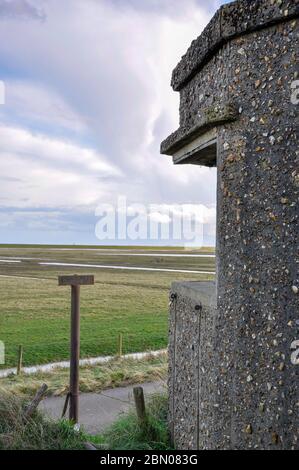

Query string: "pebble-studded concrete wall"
[168, 282, 216, 450]
[162, 0, 299, 450]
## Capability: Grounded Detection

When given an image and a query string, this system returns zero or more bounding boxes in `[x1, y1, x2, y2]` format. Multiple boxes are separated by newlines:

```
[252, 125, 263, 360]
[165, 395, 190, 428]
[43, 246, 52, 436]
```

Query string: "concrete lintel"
[161, 101, 237, 164]
[172, 129, 217, 167]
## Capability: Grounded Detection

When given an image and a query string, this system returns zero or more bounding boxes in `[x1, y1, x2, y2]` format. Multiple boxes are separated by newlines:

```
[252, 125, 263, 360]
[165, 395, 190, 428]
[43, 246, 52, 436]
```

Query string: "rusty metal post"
[58, 274, 94, 424]
[69, 284, 80, 422]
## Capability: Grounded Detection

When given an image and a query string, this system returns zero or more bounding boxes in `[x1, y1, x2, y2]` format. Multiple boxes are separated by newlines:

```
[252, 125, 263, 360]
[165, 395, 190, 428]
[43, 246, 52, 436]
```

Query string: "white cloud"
[0, 0, 211, 168]
[0, 80, 87, 133]
[0, 0, 218, 243]
[0, 125, 122, 209]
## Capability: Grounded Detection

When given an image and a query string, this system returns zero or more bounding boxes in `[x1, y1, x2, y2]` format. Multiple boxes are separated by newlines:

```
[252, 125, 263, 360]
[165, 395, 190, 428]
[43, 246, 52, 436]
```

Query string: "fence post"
[24, 383, 48, 420]
[133, 386, 146, 428]
[118, 333, 123, 357]
[17, 345, 23, 375]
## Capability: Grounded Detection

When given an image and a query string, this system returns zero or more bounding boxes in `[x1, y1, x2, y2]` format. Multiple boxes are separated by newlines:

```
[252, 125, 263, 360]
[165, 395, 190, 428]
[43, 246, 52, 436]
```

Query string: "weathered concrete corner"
[171, 0, 299, 91]
[161, 0, 299, 168]
[162, 0, 299, 450]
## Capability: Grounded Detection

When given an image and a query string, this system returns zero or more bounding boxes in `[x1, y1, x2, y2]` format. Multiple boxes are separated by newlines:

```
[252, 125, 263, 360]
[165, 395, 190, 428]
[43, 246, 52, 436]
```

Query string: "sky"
[0, 0, 229, 246]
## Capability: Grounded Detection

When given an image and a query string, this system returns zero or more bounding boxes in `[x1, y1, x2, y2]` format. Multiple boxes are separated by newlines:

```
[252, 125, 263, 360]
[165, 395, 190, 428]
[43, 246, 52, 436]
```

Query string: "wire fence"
[1, 329, 168, 372]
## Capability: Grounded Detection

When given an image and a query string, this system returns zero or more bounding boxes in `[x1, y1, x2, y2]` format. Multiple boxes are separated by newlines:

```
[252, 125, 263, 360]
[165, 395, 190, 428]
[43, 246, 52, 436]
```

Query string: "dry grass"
[0, 352, 169, 450]
[0, 392, 86, 450]
[0, 352, 168, 398]
[0, 387, 171, 450]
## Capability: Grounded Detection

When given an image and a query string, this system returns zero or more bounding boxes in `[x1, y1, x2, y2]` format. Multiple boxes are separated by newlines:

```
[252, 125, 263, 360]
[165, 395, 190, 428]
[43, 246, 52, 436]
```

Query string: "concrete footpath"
[40, 381, 164, 435]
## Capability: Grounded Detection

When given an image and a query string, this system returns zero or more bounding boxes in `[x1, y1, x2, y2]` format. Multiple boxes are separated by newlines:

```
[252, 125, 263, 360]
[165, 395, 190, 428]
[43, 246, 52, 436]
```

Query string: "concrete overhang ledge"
[160, 101, 238, 166]
[171, 0, 299, 92]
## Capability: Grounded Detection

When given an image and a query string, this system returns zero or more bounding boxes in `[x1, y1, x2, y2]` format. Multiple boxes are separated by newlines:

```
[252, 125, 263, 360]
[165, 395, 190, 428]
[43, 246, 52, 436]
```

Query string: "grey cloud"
[105, 0, 197, 17]
[0, 0, 45, 20]
[0, 175, 22, 182]
[104, 0, 222, 17]
[0, 0, 217, 243]
[0, 206, 97, 234]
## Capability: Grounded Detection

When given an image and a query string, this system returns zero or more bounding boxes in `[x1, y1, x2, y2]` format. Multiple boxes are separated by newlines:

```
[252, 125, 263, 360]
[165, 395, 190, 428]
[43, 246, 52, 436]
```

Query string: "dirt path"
[40, 381, 164, 435]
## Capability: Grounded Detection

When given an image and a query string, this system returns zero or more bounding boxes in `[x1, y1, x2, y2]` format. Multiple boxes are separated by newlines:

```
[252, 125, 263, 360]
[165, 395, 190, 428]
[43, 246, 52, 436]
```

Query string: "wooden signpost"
[58, 274, 94, 423]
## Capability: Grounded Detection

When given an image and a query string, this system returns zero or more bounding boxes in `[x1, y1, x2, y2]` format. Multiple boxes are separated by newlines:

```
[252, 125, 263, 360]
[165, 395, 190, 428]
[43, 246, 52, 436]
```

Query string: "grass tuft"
[0, 388, 172, 450]
[102, 393, 173, 450]
[0, 391, 85, 450]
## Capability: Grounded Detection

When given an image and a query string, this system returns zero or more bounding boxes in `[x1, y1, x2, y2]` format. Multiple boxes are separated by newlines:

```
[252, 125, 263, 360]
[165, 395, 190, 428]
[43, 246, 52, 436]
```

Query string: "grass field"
[0, 245, 215, 369]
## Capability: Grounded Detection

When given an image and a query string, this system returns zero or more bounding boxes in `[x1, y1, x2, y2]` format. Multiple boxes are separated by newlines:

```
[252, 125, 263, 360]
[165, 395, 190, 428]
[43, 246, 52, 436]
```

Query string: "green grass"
[101, 392, 172, 450]
[0, 388, 170, 450]
[0, 391, 86, 450]
[1, 353, 167, 397]
[0, 246, 215, 368]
